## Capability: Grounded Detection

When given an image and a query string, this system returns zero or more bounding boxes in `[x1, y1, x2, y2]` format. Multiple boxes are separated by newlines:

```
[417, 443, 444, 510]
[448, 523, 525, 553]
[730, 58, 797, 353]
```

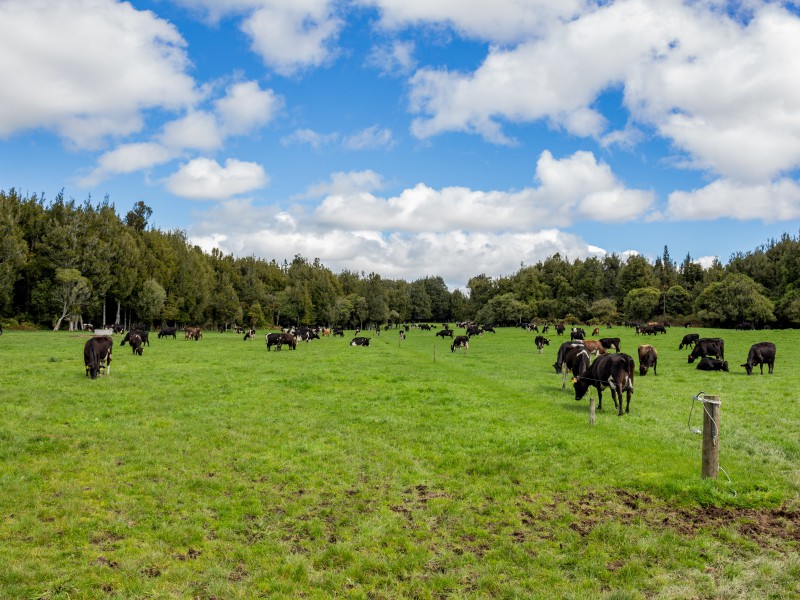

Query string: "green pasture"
[0, 326, 798, 598]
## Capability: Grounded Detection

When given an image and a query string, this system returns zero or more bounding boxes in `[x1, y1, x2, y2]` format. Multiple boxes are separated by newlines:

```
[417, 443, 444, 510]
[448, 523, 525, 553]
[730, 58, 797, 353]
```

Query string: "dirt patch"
[521, 489, 799, 547]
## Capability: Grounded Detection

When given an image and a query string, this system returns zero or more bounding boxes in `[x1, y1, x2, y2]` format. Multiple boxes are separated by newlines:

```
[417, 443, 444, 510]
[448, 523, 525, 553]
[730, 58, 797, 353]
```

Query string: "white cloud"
[0, 0, 197, 148]
[281, 128, 340, 149]
[405, 0, 800, 183]
[165, 157, 268, 200]
[367, 40, 416, 76]
[160, 111, 223, 151]
[303, 170, 385, 198]
[665, 178, 800, 222]
[78, 142, 177, 186]
[315, 150, 653, 231]
[343, 126, 395, 150]
[214, 80, 282, 135]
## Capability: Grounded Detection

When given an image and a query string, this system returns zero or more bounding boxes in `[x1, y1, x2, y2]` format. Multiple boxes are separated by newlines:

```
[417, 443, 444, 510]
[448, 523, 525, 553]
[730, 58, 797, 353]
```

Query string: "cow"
[736, 321, 755, 330]
[483, 325, 496, 333]
[553, 340, 584, 373]
[399, 330, 406, 340]
[128, 332, 144, 356]
[591, 327, 600, 336]
[696, 357, 729, 371]
[84, 336, 113, 379]
[561, 345, 591, 391]
[82, 323, 94, 332]
[534, 335, 549, 353]
[296, 328, 319, 342]
[332, 328, 345, 337]
[688, 338, 725, 363]
[121, 329, 149, 347]
[570, 330, 584, 341]
[266, 332, 296, 351]
[466, 326, 483, 338]
[599, 337, 621, 352]
[436, 329, 454, 338]
[637, 344, 658, 376]
[741, 342, 776, 375]
[451, 335, 469, 352]
[678, 333, 700, 350]
[243, 328, 256, 341]
[573, 353, 635, 416]
[351, 337, 371, 347]
[158, 325, 178, 339]
[555, 324, 565, 336]
[582, 339, 607, 357]
[184, 327, 202, 341]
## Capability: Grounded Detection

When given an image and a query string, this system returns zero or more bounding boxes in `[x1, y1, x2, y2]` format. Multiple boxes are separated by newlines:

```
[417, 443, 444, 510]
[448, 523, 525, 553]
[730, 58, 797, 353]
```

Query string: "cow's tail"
[626, 354, 635, 392]
[89, 341, 99, 379]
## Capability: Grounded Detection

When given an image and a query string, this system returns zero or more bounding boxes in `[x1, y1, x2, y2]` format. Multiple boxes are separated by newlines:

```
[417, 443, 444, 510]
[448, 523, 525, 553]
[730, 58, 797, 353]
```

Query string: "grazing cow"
[266, 332, 296, 351]
[688, 338, 725, 363]
[332, 328, 345, 337]
[592, 327, 600, 336]
[82, 323, 94, 332]
[128, 332, 143, 356]
[399, 330, 405, 340]
[243, 328, 256, 341]
[534, 335, 549, 353]
[582, 339, 607, 357]
[158, 325, 178, 339]
[121, 330, 149, 347]
[351, 337, 371, 347]
[570, 330, 584, 341]
[466, 326, 483, 338]
[184, 327, 202, 341]
[483, 325, 496, 333]
[678, 333, 700, 350]
[553, 341, 584, 373]
[451, 335, 469, 352]
[599, 337, 621, 353]
[296, 328, 319, 342]
[436, 329, 454, 338]
[555, 324, 565, 336]
[573, 353, 635, 416]
[561, 346, 591, 391]
[741, 342, 776, 375]
[84, 336, 113, 379]
[637, 344, 658, 376]
[696, 357, 729, 371]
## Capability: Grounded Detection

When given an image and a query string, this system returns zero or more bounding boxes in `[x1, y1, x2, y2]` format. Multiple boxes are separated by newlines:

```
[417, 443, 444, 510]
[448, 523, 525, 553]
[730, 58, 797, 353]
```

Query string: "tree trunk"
[115, 299, 121, 325]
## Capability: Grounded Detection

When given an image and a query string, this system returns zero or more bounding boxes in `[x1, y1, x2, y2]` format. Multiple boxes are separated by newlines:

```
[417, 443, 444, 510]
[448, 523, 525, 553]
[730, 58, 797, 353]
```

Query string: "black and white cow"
[741, 342, 776, 375]
[599, 337, 621, 353]
[436, 329, 454, 338]
[243, 327, 256, 341]
[553, 340, 584, 373]
[687, 338, 724, 363]
[350, 337, 371, 347]
[84, 336, 113, 379]
[121, 329, 150, 347]
[534, 335, 550, 353]
[561, 345, 590, 391]
[451, 335, 469, 352]
[678, 333, 700, 350]
[637, 344, 657, 376]
[696, 357, 729, 371]
[573, 353, 635, 416]
[128, 332, 144, 356]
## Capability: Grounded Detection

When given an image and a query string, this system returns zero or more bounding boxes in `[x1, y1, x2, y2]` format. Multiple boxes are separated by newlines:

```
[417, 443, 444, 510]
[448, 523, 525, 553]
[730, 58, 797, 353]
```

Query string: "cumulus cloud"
[0, 0, 197, 148]
[165, 157, 268, 200]
[366, 40, 416, 76]
[315, 150, 653, 231]
[665, 178, 800, 222]
[406, 0, 800, 183]
[303, 170, 385, 198]
[215, 80, 282, 135]
[281, 128, 340, 149]
[160, 111, 223, 151]
[78, 142, 178, 186]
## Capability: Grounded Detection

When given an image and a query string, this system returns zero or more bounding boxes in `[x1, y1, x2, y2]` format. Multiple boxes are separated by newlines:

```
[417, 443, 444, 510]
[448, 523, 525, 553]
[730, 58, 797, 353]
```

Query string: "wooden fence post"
[589, 396, 596, 426]
[701, 395, 721, 479]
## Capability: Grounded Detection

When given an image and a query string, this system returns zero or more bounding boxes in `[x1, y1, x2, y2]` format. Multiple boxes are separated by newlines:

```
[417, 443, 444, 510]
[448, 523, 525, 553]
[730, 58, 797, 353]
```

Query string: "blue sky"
[2, 0, 800, 289]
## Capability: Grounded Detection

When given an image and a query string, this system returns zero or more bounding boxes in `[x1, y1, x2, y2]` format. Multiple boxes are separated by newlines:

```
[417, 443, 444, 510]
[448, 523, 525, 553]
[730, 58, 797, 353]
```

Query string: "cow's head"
[741, 362, 753, 375]
[720, 360, 729, 372]
[639, 364, 648, 377]
[572, 376, 590, 400]
[87, 361, 100, 380]
[687, 354, 696, 364]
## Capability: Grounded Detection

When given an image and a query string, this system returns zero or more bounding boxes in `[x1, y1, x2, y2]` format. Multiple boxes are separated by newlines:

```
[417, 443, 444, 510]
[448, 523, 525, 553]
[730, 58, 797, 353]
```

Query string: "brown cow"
[582, 339, 607, 357]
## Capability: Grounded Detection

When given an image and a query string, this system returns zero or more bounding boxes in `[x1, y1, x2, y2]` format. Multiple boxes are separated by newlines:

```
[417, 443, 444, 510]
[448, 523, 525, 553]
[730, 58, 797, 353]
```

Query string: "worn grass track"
[0, 327, 798, 598]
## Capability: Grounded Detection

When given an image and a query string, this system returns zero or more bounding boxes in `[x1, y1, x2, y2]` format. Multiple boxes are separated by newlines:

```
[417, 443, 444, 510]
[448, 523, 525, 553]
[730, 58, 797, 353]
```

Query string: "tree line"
[1, 188, 798, 330]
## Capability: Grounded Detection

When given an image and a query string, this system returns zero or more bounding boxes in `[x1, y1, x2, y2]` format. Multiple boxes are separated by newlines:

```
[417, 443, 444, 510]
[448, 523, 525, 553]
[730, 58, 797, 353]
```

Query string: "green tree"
[588, 298, 618, 323]
[0, 190, 28, 314]
[136, 278, 167, 326]
[125, 201, 152, 232]
[53, 268, 92, 331]
[665, 284, 692, 316]
[409, 280, 432, 322]
[618, 255, 658, 302]
[623, 287, 661, 322]
[694, 273, 775, 326]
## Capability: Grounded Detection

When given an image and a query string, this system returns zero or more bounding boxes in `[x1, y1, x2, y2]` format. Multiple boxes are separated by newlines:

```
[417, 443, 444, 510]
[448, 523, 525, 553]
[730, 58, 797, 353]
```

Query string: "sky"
[2, 0, 800, 290]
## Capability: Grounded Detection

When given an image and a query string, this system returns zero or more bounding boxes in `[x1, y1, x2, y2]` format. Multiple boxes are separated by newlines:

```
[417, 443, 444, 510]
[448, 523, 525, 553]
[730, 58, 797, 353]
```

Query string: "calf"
[451, 335, 469, 352]
[688, 338, 724, 363]
[351, 337, 371, 347]
[121, 329, 149, 347]
[637, 344, 658, 376]
[599, 337, 620, 352]
[741, 342, 776, 375]
[678, 333, 699, 350]
[573, 353, 635, 416]
[696, 357, 729, 371]
[84, 336, 113, 379]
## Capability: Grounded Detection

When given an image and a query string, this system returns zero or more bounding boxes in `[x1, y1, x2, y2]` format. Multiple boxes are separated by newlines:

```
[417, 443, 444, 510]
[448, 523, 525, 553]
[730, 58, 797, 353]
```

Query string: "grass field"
[1, 326, 798, 598]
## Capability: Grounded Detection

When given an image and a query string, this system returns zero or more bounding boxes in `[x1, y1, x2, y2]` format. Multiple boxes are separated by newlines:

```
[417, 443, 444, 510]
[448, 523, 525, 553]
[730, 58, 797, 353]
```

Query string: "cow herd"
[81, 323, 778, 422]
